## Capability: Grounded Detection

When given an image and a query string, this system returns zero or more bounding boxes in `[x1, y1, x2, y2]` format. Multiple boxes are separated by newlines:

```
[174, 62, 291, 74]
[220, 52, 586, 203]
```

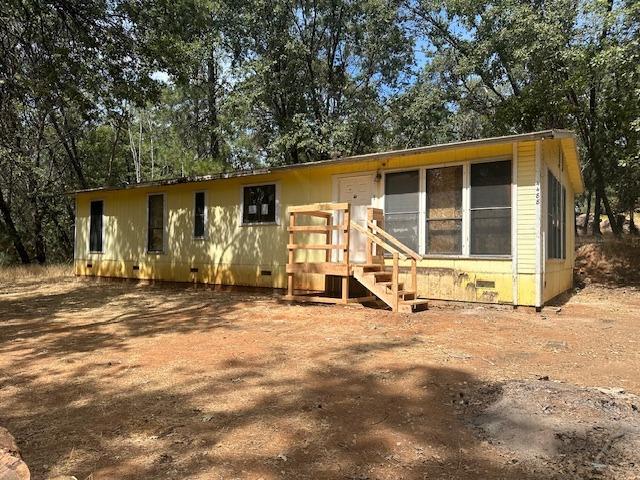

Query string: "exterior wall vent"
[86, 263, 92, 268]
[476, 280, 495, 289]
[260, 270, 272, 276]
[132, 265, 140, 271]
[190, 267, 199, 273]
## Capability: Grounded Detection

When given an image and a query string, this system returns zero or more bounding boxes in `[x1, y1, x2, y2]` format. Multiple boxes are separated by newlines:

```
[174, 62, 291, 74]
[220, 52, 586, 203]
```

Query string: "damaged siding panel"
[407, 257, 513, 303]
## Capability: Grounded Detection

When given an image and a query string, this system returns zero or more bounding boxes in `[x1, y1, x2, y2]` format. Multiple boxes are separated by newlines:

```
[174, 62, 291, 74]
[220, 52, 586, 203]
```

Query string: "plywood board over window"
[426, 166, 463, 255]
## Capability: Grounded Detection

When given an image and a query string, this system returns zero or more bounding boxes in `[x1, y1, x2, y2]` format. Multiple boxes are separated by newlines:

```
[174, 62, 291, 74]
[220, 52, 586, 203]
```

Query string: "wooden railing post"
[342, 204, 350, 304]
[287, 212, 295, 297]
[392, 253, 399, 313]
[366, 207, 373, 264]
[411, 258, 417, 294]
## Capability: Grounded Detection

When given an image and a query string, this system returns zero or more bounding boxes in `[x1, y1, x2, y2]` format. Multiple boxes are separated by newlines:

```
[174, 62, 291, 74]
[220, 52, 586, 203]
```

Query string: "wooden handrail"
[367, 221, 421, 261]
[350, 221, 409, 259]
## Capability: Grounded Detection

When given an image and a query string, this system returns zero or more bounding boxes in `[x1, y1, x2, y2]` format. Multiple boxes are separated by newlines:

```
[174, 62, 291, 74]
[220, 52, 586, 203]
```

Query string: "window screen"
[147, 194, 164, 252]
[426, 166, 463, 254]
[547, 172, 565, 259]
[194, 192, 206, 237]
[243, 184, 276, 224]
[89, 200, 103, 252]
[384, 170, 419, 252]
[470, 161, 511, 255]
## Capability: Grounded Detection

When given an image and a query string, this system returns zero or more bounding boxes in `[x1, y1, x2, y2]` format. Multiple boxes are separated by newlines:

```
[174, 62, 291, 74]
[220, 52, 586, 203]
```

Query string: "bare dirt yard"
[1, 260, 639, 480]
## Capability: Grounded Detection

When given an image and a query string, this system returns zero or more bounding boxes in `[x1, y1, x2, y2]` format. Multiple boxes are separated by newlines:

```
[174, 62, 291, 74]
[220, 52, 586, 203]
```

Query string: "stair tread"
[401, 298, 429, 304]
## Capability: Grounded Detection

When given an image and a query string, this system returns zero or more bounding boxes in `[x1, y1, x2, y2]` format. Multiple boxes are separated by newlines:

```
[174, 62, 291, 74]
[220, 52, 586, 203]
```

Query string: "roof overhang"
[72, 129, 584, 195]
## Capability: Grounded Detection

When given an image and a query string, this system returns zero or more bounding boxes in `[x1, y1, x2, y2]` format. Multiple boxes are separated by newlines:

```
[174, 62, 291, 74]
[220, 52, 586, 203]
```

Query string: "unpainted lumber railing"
[352, 207, 420, 310]
[286, 202, 351, 303]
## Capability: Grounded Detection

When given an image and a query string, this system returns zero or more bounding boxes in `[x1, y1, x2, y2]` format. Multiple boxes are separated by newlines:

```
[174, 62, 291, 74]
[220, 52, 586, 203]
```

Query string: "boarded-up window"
[384, 170, 419, 252]
[243, 184, 276, 224]
[89, 200, 103, 252]
[470, 161, 511, 255]
[194, 191, 206, 238]
[426, 166, 462, 254]
[147, 194, 164, 252]
[547, 172, 565, 259]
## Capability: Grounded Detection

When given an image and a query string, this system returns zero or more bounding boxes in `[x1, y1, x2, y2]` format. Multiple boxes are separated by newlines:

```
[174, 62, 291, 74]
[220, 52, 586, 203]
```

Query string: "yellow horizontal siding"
[74, 140, 547, 306]
[516, 141, 537, 275]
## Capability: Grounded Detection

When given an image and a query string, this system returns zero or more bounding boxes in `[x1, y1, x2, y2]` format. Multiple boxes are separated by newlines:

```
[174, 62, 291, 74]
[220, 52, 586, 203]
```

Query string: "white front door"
[336, 174, 374, 263]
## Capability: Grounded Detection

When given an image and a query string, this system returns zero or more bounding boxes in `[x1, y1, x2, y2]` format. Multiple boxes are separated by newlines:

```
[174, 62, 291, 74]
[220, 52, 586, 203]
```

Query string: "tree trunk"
[582, 190, 592, 235]
[107, 120, 122, 185]
[49, 209, 73, 259]
[0, 189, 30, 263]
[207, 52, 220, 160]
[593, 189, 602, 236]
[33, 205, 46, 264]
[630, 208, 638, 235]
[599, 185, 621, 236]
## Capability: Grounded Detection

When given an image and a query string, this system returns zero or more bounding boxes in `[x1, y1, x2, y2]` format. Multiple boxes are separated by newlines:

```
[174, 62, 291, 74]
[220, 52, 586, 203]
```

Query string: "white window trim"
[88, 198, 105, 254]
[146, 192, 168, 254]
[193, 190, 208, 240]
[380, 156, 512, 259]
[240, 181, 280, 226]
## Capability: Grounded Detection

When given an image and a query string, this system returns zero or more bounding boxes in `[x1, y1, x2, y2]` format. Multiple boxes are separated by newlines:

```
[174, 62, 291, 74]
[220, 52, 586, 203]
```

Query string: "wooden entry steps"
[284, 202, 428, 313]
[352, 264, 429, 313]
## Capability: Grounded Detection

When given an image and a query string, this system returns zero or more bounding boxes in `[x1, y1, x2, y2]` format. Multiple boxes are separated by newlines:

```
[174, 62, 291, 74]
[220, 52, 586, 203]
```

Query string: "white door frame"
[331, 171, 378, 262]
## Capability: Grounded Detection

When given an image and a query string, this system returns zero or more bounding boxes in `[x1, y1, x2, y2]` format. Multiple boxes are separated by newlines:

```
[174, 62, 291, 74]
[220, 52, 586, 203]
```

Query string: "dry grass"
[0, 263, 73, 284]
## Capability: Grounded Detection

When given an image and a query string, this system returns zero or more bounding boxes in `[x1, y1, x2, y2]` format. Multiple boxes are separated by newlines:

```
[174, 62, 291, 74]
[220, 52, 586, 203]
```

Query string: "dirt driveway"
[0, 270, 639, 479]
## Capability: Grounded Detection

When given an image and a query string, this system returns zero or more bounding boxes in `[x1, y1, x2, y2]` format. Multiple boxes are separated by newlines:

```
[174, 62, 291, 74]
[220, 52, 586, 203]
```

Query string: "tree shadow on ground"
[0, 276, 248, 370]
[0, 280, 619, 479]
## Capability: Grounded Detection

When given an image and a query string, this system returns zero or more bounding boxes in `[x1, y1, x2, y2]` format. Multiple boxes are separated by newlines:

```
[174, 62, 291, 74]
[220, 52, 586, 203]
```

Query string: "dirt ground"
[0, 267, 639, 480]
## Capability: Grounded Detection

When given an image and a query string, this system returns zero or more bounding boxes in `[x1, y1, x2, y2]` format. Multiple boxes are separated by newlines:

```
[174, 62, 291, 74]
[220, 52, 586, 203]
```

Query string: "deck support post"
[342, 205, 350, 304]
[392, 253, 399, 313]
[287, 212, 295, 297]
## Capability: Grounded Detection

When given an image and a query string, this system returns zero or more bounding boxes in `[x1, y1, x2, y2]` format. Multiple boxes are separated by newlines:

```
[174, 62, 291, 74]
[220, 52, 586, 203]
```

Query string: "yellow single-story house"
[74, 130, 583, 311]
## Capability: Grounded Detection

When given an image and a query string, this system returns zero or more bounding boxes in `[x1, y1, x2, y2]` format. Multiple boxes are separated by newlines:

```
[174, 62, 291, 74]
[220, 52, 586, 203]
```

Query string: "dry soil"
[0, 267, 639, 479]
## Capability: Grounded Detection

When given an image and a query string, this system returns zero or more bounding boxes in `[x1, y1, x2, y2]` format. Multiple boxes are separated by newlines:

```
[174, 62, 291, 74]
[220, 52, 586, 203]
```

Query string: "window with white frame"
[147, 194, 165, 252]
[426, 166, 463, 254]
[383, 160, 512, 257]
[470, 160, 512, 256]
[547, 171, 566, 259]
[89, 200, 103, 252]
[194, 191, 206, 238]
[384, 170, 420, 252]
[242, 184, 276, 224]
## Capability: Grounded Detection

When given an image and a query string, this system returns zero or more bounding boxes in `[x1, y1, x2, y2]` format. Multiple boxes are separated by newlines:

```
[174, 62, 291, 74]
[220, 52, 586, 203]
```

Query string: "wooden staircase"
[285, 203, 428, 313]
[349, 208, 428, 313]
[352, 263, 429, 313]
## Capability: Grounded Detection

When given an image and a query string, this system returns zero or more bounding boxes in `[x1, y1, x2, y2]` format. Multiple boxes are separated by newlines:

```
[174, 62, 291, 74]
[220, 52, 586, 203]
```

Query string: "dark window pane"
[427, 220, 462, 255]
[148, 194, 164, 251]
[426, 166, 463, 219]
[89, 200, 103, 252]
[384, 213, 419, 253]
[243, 184, 276, 224]
[470, 209, 511, 255]
[562, 186, 566, 259]
[385, 170, 419, 213]
[194, 192, 205, 237]
[471, 161, 511, 208]
[547, 172, 565, 259]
